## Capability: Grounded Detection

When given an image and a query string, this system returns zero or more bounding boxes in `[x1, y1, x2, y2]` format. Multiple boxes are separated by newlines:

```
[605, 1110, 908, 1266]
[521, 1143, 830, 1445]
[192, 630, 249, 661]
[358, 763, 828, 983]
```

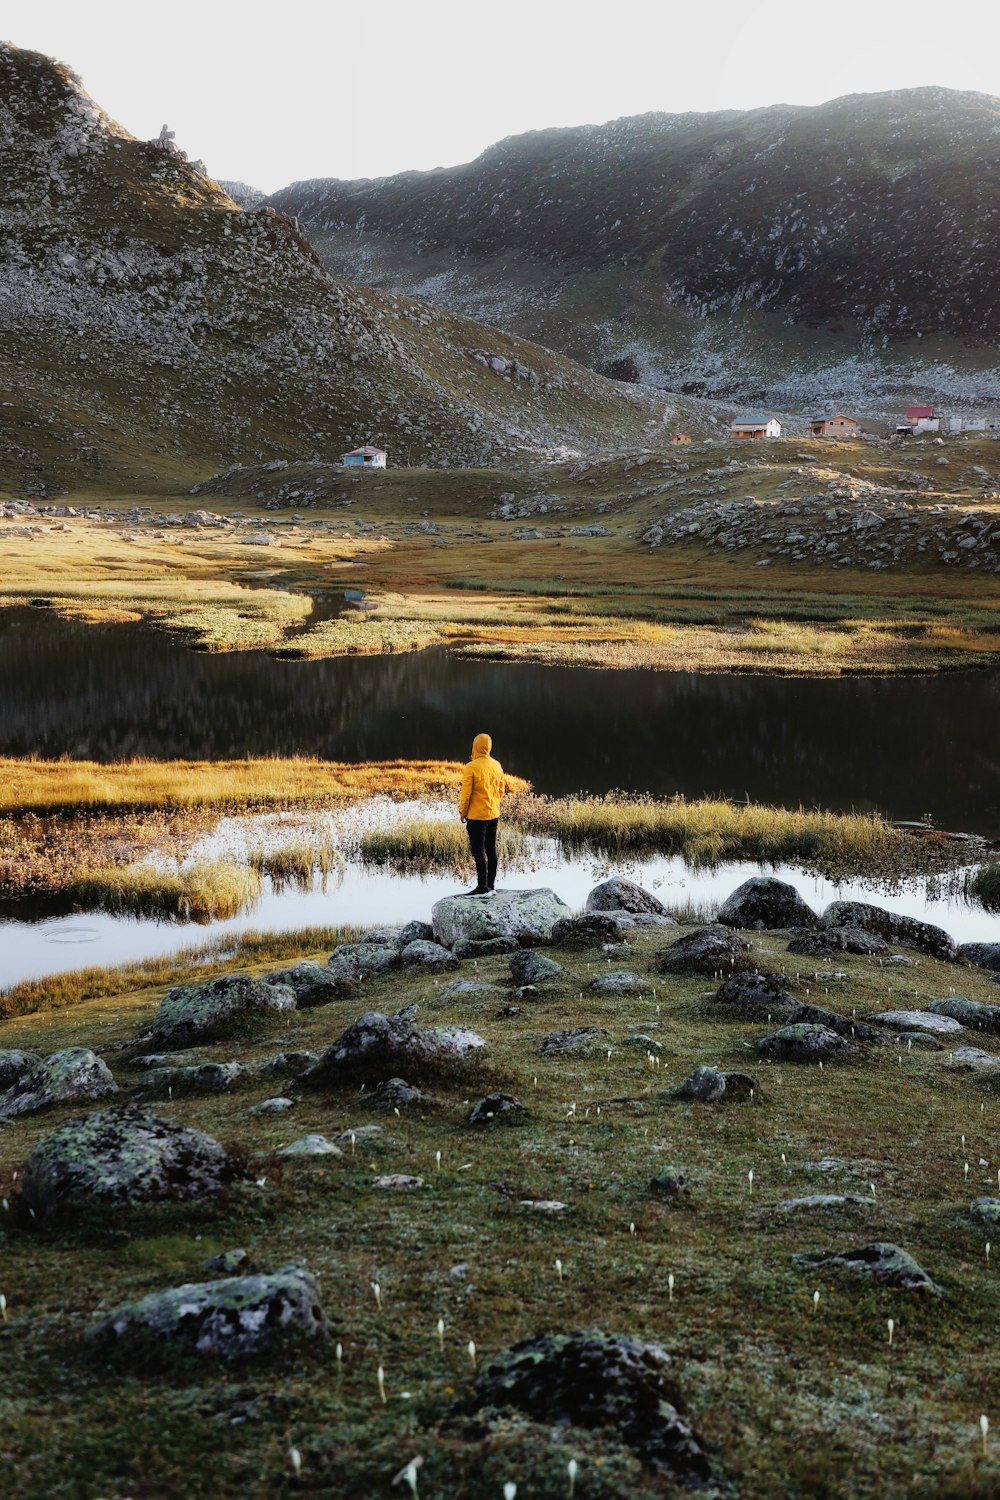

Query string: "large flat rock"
[431, 887, 571, 948]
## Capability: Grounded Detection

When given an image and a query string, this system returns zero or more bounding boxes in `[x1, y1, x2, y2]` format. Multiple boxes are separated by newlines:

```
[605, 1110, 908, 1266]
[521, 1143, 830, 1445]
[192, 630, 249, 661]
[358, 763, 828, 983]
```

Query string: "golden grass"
[248, 834, 343, 888]
[65, 860, 263, 922]
[359, 817, 529, 872]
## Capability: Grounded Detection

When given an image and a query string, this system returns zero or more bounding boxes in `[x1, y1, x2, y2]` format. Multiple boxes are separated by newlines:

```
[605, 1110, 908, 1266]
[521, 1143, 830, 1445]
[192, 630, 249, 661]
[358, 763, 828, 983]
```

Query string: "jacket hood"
[471, 733, 492, 757]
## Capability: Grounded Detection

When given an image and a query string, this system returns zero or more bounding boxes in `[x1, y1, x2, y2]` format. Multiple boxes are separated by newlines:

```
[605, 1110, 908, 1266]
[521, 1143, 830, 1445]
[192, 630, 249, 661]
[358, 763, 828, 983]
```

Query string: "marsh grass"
[969, 861, 1000, 912]
[66, 860, 263, 922]
[359, 817, 529, 873]
[249, 834, 343, 889]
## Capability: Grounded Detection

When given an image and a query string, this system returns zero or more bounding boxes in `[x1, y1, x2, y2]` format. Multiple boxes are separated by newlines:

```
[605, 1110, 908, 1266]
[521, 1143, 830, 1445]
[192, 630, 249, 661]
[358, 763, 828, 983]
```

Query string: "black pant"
[466, 818, 498, 891]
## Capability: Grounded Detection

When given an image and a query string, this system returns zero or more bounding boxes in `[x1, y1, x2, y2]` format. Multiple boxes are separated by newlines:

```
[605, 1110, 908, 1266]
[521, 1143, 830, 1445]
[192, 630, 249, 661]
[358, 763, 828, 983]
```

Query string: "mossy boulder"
[656, 924, 752, 976]
[794, 1241, 941, 1295]
[144, 1063, 247, 1096]
[718, 876, 819, 930]
[969, 1198, 1000, 1225]
[298, 1007, 484, 1087]
[756, 1023, 857, 1061]
[928, 997, 1000, 1032]
[399, 938, 458, 969]
[822, 900, 956, 961]
[551, 911, 627, 948]
[326, 942, 401, 983]
[0, 1047, 117, 1120]
[0, 1049, 40, 1089]
[20, 1108, 239, 1219]
[586, 877, 672, 917]
[453, 935, 519, 959]
[264, 962, 356, 1006]
[676, 1065, 758, 1102]
[149, 975, 296, 1049]
[713, 970, 798, 1016]
[788, 925, 888, 957]
[87, 1266, 328, 1359]
[649, 1167, 688, 1198]
[432, 887, 571, 948]
[470, 1332, 711, 1480]
[960, 942, 1000, 971]
[510, 949, 564, 986]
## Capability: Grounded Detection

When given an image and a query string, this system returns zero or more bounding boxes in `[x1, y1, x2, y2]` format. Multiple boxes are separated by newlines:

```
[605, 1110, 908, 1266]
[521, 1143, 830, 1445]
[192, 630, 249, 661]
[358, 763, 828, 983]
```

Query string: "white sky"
[6, 0, 1000, 192]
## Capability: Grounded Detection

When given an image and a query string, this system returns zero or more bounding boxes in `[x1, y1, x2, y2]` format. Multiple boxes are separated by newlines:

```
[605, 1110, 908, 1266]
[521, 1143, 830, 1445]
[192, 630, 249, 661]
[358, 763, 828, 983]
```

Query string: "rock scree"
[431, 888, 571, 948]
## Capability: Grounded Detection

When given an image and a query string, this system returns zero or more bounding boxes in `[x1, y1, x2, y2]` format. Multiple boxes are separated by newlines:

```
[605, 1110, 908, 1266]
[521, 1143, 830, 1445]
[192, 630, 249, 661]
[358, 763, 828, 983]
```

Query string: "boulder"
[649, 1167, 688, 1198]
[298, 1008, 481, 1086]
[326, 942, 401, 983]
[372, 1077, 429, 1111]
[440, 978, 506, 1000]
[468, 1092, 525, 1126]
[259, 1050, 317, 1078]
[149, 975, 295, 1049]
[789, 1002, 882, 1042]
[960, 942, 1000, 971]
[145, 1063, 246, 1096]
[551, 912, 627, 948]
[756, 1024, 856, 1061]
[655, 925, 752, 976]
[248, 1096, 293, 1115]
[713, 971, 798, 1016]
[676, 1065, 757, 1102]
[970, 1198, 1000, 1225]
[787, 925, 889, 957]
[425, 1026, 487, 1054]
[717, 877, 819, 930]
[372, 1174, 424, 1190]
[773, 1194, 872, 1213]
[399, 939, 459, 969]
[875, 1010, 963, 1035]
[590, 970, 646, 994]
[821, 901, 956, 961]
[279, 1134, 343, 1158]
[87, 1266, 328, 1359]
[453, 935, 519, 960]
[471, 1332, 711, 1481]
[264, 962, 355, 1006]
[793, 1241, 940, 1295]
[397, 920, 434, 946]
[0, 1050, 40, 1089]
[0, 1048, 117, 1120]
[432, 888, 571, 948]
[510, 950, 564, 986]
[949, 1047, 1000, 1069]
[540, 1027, 609, 1055]
[586, 877, 672, 917]
[21, 1108, 238, 1218]
[928, 997, 1000, 1032]
[357, 926, 402, 946]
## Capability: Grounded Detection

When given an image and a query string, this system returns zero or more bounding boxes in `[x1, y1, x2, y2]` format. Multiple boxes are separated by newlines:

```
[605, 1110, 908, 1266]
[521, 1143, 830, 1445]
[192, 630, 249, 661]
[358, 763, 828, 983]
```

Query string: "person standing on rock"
[459, 732, 506, 896]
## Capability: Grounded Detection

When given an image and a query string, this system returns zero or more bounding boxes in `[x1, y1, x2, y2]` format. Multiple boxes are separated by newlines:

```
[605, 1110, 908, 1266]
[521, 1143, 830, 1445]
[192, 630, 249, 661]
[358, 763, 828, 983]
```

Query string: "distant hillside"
[0, 46, 687, 493]
[268, 89, 1000, 410]
[217, 179, 266, 209]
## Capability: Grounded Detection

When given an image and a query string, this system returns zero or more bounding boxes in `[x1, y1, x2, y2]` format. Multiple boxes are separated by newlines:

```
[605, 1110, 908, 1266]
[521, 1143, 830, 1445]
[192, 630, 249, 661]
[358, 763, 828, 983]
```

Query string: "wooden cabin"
[809, 415, 860, 438]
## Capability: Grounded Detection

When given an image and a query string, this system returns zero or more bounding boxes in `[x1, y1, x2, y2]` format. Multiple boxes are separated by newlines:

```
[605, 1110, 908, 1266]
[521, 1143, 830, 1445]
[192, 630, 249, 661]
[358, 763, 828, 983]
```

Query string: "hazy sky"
[7, 0, 1000, 191]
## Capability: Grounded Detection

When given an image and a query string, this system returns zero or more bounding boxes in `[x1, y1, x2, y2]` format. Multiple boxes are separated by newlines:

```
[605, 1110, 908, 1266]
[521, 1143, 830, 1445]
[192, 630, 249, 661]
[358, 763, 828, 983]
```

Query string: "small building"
[904, 405, 939, 434]
[669, 432, 692, 445]
[809, 415, 860, 439]
[730, 418, 781, 441]
[342, 445, 387, 469]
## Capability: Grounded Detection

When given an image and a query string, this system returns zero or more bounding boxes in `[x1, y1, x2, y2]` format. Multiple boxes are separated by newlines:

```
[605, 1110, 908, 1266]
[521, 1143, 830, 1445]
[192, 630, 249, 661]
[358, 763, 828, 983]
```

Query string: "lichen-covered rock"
[0, 1050, 40, 1089]
[540, 1027, 609, 1055]
[399, 938, 459, 969]
[960, 942, 1000, 971]
[586, 878, 672, 917]
[655, 925, 752, 976]
[468, 1092, 525, 1126]
[590, 970, 646, 994]
[145, 1062, 246, 1096]
[397, 920, 434, 947]
[928, 997, 1000, 1032]
[425, 1026, 487, 1054]
[326, 942, 401, 983]
[248, 1096, 293, 1115]
[794, 1241, 941, 1295]
[788, 925, 889, 957]
[718, 877, 819, 930]
[470, 1332, 711, 1481]
[649, 1167, 688, 1198]
[821, 901, 956, 961]
[149, 975, 295, 1049]
[279, 1134, 343, 1157]
[551, 912, 627, 948]
[264, 962, 355, 1007]
[432, 888, 571, 948]
[970, 1197, 1000, 1225]
[790, 1002, 882, 1042]
[440, 978, 506, 1000]
[756, 1023, 856, 1061]
[21, 1108, 238, 1218]
[676, 1065, 727, 1102]
[949, 1046, 1000, 1069]
[0, 1047, 117, 1119]
[510, 950, 564, 986]
[713, 970, 798, 1015]
[372, 1174, 424, 1190]
[773, 1194, 872, 1213]
[87, 1266, 328, 1359]
[298, 1007, 481, 1086]
[875, 1010, 963, 1035]
[259, 1050, 317, 1079]
[453, 935, 519, 960]
[372, 1077, 429, 1110]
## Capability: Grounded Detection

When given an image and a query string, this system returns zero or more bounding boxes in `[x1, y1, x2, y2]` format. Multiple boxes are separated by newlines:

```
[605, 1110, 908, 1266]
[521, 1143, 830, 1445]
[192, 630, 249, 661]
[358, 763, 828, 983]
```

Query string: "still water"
[2, 608, 1000, 832]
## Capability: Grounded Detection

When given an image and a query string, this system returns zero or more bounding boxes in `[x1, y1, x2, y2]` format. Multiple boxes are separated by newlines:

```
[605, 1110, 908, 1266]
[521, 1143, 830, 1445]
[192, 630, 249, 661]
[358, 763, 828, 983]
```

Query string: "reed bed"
[969, 861, 1000, 912]
[65, 860, 263, 922]
[248, 834, 342, 888]
[359, 817, 529, 872]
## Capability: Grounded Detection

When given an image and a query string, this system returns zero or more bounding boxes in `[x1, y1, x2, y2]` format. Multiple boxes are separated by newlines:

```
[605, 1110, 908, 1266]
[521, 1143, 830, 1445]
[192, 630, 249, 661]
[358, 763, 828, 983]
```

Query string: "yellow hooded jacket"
[459, 733, 506, 820]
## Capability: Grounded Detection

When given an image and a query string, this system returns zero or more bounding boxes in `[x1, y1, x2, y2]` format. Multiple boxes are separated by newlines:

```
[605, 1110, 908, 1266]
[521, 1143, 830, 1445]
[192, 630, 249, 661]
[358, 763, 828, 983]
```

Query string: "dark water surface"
[2, 608, 999, 834]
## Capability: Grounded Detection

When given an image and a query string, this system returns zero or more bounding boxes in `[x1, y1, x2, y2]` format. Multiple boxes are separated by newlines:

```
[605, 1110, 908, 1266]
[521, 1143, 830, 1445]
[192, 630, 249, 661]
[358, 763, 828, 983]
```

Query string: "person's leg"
[484, 818, 499, 890]
[465, 819, 488, 893]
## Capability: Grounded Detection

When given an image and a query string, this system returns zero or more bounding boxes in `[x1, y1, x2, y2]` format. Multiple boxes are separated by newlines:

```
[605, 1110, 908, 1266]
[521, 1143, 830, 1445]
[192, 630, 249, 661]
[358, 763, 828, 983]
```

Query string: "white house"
[343, 445, 387, 469]
[730, 418, 781, 441]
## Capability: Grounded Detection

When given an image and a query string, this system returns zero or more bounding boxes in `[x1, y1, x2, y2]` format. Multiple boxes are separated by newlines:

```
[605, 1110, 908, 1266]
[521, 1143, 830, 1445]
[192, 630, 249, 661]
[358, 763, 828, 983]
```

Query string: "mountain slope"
[0, 45, 683, 493]
[268, 89, 1000, 408]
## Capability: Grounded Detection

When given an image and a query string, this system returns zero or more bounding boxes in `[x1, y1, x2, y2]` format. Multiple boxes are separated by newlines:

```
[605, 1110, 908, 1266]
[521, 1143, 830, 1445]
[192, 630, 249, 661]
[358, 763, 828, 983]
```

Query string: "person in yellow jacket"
[458, 732, 506, 896]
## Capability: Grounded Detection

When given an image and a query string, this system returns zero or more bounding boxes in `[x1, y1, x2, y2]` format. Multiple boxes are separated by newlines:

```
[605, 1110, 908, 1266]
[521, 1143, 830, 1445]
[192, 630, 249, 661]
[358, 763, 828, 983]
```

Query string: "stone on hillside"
[372, 1174, 424, 1190]
[756, 1024, 856, 1061]
[264, 962, 355, 1006]
[790, 1002, 882, 1041]
[960, 942, 1000, 971]
[440, 978, 506, 1000]
[0, 1050, 40, 1088]
[425, 1025, 487, 1054]
[149, 975, 295, 1049]
[298, 1008, 481, 1086]
[0, 1048, 117, 1120]
[656, 925, 752, 976]
[649, 1167, 688, 1197]
[468, 1092, 525, 1126]
[717, 876, 819, 930]
[821, 901, 956, 961]
[279, 1134, 343, 1157]
[326, 942, 401, 983]
[773, 1194, 871, 1213]
[876, 1010, 963, 1034]
[794, 1241, 940, 1295]
[357, 927, 402, 946]
[87, 1267, 328, 1359]
[399, 938, 459, 969]
[145, 1063, 246, 1096]
[928, 997, 1000, 1032]
[970, 1198, 1000, 1225]
[20, 1108, 239, 1219]
[510, 949, 564, 986]
[248, 1096, 293, 1115]
[949, 1046, 1000, 1069]
[471, 1332, 711, 1481]
[259, 1050, 317, 1078]
[714, 970, 798, 1015]
[453, 935, 519, 959]
[551, 912, 626, 947]
[540, 1027, 609, 1055]
[372, 1077, 428, 1110]
[788, 925, 888, 957]
[586, 877, 672, 917]
[676, 1065, 726, 1102]
[590, 970, 646, 994]
[431, 887, 571, 948]
[397, 920, 434, 946]
[202, 1249, 250, 1274]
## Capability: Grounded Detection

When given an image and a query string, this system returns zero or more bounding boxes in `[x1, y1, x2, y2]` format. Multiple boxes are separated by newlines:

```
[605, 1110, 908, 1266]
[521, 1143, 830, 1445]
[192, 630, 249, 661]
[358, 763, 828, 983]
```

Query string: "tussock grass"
[248, 834, 342, 888]
[66, 860, 263, 922]
[970, 861, 1000, 912]
[359, 817, 528, 872]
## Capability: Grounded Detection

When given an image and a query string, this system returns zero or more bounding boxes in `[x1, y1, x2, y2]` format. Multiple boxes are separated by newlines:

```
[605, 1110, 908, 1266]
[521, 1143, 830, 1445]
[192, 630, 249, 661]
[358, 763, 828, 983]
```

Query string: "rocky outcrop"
[87, 1267, 329, 1359]
[326, 941, 402, 983]
[21, 1109, 239, 1218]
[431, 888, 571, 948]
[821, 901, 956, 961]
[960, 943, 1000, 971]
[717, 877, 819, 930]
[875, 1010, 963, 1035]
[928, 997, 1000, 1031]
[149, 975, 296, 1049]
[655, 925, 752, 976]
[144, 1063, 247, 1095]
[0, 1048, 117, 1119]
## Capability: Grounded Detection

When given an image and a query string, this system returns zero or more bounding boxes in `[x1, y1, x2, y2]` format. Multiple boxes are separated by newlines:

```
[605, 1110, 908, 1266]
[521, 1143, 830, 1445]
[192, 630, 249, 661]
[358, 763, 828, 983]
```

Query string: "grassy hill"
[267, 89, 1000, 411]
[0, 44, 694, 494]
